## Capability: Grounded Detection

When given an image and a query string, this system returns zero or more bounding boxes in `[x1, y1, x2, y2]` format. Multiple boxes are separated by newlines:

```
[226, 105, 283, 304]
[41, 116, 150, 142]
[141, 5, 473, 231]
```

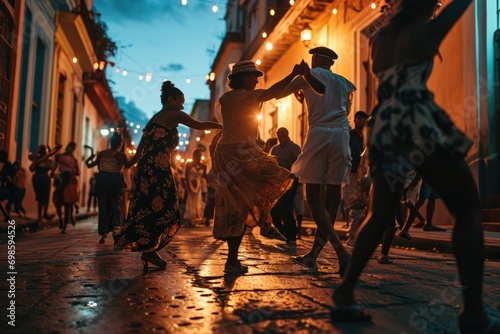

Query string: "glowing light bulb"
[266, 42, 273, 50]
[181, 0, 187, 5]
[269, 9, 275, 16]
[138, 75, 143, 80]
[212, 4, 218, 12]
[262, 32, 267, 38]
[256, 59, 262, 65]
[332, 8, 338, 14]
[186, 78, 191, 84]
[371, 2, 376, 9]
[289, 0, 294, 5]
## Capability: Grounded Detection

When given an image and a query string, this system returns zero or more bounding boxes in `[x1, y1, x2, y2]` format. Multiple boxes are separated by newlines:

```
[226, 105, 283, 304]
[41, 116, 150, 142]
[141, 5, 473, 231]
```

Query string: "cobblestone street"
[0, 216, 499, 333]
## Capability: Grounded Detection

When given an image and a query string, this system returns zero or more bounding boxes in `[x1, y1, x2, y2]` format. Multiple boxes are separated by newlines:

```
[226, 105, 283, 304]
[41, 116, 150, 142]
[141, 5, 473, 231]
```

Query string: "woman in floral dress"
[115, 81, 222, 271]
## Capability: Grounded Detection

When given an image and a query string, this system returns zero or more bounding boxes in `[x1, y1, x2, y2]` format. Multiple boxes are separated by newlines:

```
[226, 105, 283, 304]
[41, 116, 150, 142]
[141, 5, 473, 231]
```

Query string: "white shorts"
[291, 127, 352, 185]
[293, 183, 304, 215]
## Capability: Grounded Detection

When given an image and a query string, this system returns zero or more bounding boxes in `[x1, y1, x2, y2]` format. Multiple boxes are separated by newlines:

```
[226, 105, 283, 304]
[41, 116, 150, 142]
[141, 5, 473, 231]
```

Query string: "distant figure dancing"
[332, 1, 499, 332]
[114, 81, 221, 271]
[29, 145, 60, 223]
[278, 46, 355, 276]
[86, 132, 130, 244]
[54, 142, 79, 234]
[183, 148, 207, 227]
[212, 60, 314, 275]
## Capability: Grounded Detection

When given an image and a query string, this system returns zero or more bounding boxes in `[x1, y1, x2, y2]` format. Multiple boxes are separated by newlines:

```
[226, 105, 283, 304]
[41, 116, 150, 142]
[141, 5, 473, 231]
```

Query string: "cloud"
[159, 64, 184, 73]
[93, 0, 216, 25]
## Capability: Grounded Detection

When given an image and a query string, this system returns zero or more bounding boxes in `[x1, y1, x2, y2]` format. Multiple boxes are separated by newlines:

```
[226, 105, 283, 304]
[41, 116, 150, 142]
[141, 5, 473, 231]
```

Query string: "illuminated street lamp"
[301, 23, 312, 47]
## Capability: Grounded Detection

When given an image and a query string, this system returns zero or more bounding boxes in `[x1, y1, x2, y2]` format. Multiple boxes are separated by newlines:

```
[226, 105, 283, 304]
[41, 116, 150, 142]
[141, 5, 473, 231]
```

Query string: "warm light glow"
[93, 63, 99, 70]
[201, 155, 205, 160]
[371, 2, 376, 9]
[186, 158, 193, 163]
[110, 128, 115, 132]
[266, 42, 273, 50]
[181, 0, 187, 5]
[209, 72, 215, 81]
[204, 130, 211, 134]
[185, 140, 189, 145]
[115, 68, 120, 73]
[269, 9, 275, 16]
[176, 155, 181, 160]
[100, 129, 109, 136]
[99, 60, 106, 70]
[258, 114, 262, 121]
[332, 8, 338, 14]
[128, 149, 133, 154]
[289, 0, 294, 5]
[256, 59, 262, 65]
[146, 72, 152, 82]
[301, 24, 312, 46]
[72, 57, 78, 63]
[262, 32, 267, 38]
[180, 158, 185, 163]
[131, 141, 135, 146]
[212, 4, 218, 12]
[132, 149, 136, 154]
[196, 137, 200, 141]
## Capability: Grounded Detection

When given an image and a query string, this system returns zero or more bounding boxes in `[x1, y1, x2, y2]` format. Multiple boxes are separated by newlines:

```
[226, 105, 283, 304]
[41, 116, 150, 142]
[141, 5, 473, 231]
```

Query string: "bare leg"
[302, 184, 349, 265]
[425, 198, 435, 226]
[226, 234, 244, 266]
[333, 170, 403, 305]
[415, 154, 485, 324]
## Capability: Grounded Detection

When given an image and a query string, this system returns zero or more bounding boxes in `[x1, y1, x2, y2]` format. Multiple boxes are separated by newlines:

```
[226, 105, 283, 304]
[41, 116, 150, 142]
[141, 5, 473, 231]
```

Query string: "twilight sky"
[93, 0, 229, 119]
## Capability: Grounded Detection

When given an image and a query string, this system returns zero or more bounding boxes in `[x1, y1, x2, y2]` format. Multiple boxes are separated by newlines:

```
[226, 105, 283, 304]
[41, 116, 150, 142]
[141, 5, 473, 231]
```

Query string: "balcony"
[83, 70, 122, 124]
[56, 1, 97, 71]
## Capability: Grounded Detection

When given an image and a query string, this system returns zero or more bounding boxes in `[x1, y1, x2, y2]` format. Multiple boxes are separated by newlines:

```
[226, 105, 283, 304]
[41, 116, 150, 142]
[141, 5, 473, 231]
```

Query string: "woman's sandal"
[260, 225, 286, 241]
[398, 231, 412, 240]
[224, 261, 249, 275]
[330, 304, 372, 323]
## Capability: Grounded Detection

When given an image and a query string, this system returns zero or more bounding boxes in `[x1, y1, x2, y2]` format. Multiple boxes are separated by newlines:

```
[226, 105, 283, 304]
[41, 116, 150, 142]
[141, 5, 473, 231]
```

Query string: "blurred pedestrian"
[7, 161, 27, 218]
[85, 132, 130, 244]
[344, 111, 369, 245]
[114, 81, 221, 271]
[0, 150, 16, 222]
[270, 127, 301, 245]
[54, 142, 80, 234]
[183, 148, 207, 227]
[87, 172, 97, 212]
[29, 144, 60, 223]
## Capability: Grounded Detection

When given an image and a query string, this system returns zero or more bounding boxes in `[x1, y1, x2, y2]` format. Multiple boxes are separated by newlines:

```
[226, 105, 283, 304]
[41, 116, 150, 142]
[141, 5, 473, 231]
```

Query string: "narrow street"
[1, 216, 499, 333]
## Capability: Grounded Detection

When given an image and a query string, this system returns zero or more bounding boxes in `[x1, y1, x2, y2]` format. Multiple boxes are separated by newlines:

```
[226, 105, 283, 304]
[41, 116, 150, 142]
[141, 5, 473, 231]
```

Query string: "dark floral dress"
[368, 60, 472, 176]
[115, 122, 181, 252]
